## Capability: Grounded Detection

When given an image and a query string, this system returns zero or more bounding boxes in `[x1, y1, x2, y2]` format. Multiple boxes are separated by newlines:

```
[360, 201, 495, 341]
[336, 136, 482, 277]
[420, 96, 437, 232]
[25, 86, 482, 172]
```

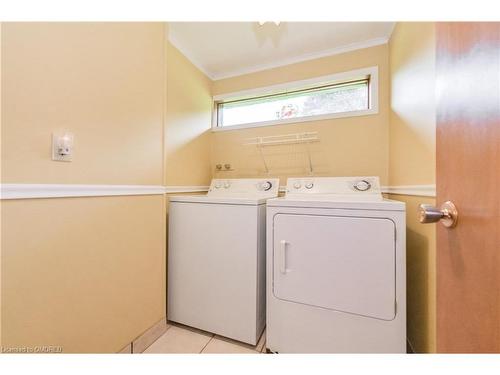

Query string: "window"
[213, 67, 378, 131]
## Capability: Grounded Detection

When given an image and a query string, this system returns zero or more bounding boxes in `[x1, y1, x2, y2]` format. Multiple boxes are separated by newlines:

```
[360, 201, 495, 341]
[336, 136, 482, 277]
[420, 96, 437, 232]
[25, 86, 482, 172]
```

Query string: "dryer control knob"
[260, 181, 272, 191]
[293, 181, 302, 189]
[223, 181, 231, 189]
[354, 180, 371, 191]
[305, 181, 314, 189]
[214, 182, 221, 189]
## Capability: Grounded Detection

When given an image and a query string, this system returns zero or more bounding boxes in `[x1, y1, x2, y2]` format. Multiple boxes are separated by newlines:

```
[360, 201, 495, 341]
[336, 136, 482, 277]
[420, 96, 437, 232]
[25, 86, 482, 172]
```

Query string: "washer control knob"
[223, 181, 231, 189]
[214, 181, 221, 189]
[354, 180, 371, 192]
[293, 181, 302, 189]
[305, 181, 314, 189]
[260, 181, 272, 191]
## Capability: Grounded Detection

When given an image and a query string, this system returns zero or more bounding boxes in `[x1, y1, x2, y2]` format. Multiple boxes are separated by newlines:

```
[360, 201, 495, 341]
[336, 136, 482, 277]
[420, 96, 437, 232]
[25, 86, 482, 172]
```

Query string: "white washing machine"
[168, 178, 279, 345]
[266, 176, 406, 353]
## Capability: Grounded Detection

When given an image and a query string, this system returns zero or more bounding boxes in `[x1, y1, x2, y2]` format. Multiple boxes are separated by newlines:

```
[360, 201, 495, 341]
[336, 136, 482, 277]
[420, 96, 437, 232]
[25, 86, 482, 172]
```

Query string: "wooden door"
[436, 22, 500, 353]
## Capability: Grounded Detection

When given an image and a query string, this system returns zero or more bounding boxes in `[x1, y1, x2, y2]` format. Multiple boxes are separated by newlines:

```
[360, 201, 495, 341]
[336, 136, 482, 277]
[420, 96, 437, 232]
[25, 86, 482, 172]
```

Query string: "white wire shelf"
[243, 132, 320, 175]
[243, 132, 319, 147]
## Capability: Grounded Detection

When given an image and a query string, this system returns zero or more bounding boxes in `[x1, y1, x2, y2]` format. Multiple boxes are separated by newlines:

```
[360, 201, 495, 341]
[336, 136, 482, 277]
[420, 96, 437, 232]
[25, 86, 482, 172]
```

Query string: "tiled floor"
[143, 322, 267, 354]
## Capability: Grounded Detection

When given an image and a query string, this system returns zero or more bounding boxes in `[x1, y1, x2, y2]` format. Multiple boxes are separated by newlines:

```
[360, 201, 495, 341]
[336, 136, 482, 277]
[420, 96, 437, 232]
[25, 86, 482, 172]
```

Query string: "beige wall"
[389, 22, 436, 353]
[389, 23, 436, 186]
[1, 196, 165, 353]
[165, 42, 212, 186]
[1, 23, 165, 185]
[1, 23, 167, 352]
[211, 44, 390, 185]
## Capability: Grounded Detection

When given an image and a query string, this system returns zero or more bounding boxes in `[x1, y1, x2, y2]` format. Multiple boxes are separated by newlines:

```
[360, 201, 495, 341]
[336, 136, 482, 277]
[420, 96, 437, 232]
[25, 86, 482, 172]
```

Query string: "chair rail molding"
[0, 184, 210, 200]
[383, 184, 436, 197]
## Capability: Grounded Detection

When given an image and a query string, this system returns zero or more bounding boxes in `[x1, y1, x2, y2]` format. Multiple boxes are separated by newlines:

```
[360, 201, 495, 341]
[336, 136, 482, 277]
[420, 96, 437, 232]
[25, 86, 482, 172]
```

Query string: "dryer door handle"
[279, 240, 288, 274]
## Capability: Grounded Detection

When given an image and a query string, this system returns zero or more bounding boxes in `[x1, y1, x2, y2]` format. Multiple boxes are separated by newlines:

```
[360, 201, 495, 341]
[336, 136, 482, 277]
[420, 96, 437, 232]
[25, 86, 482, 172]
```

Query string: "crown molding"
[168, 35, 389, 81]
[168, 32, 215, 79]
[212, 37, 389, 80]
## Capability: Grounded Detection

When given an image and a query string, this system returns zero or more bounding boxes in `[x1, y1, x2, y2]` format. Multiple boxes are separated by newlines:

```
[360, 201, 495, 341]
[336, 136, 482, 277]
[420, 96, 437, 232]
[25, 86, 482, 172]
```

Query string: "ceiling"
[168, 22, 395, 80]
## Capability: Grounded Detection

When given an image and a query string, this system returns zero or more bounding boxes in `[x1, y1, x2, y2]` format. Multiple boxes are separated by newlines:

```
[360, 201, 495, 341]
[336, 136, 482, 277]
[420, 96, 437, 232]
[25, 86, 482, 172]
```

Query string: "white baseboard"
[117, 343, 132, 354]
[131, 317, 169, 354]
[406, 338, 417, 354]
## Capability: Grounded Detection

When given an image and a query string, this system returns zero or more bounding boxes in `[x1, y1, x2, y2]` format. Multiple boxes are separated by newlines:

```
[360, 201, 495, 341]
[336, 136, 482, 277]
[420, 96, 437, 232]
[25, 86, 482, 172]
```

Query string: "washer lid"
[169, 178, 280, 205]
[169, 194, 271, 205]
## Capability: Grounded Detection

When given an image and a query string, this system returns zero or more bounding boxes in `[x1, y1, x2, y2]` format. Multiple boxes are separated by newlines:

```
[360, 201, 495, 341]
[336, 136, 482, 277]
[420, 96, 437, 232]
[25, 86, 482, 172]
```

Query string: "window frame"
[211, 66, 379, 132]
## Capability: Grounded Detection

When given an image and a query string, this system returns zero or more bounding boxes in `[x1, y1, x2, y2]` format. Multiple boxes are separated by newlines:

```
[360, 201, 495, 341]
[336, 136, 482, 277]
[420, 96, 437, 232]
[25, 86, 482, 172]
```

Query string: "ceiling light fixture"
[258, 21, 281, 26]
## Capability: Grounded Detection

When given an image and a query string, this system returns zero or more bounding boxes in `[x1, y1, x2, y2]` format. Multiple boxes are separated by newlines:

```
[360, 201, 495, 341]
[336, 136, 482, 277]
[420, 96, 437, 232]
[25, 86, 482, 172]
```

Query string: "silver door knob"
[418, 201, 458, 228]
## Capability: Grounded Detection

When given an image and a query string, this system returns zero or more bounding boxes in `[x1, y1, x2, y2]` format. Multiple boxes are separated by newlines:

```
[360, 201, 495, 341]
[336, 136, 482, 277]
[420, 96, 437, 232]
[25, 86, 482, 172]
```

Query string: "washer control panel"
[208, 178, 280, 197]
[353, 179, 371, 192]
[285, 176, 382, 200]
[257, 180, 273, 191]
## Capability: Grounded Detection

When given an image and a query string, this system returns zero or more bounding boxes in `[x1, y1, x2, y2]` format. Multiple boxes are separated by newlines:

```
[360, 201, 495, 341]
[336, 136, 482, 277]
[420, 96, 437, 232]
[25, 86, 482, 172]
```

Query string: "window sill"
[211, 108, 379, 132]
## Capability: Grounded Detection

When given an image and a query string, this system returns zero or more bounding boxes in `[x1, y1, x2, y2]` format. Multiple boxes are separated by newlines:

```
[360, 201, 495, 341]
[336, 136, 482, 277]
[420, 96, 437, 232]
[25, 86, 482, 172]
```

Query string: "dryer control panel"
[208, 178, 280, 198]
[285, 176, 382, 201]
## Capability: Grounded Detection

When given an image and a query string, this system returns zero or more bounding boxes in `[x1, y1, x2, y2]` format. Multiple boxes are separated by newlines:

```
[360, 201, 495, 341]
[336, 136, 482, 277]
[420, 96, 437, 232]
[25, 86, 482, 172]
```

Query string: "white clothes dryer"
[266, 177, 406, 353]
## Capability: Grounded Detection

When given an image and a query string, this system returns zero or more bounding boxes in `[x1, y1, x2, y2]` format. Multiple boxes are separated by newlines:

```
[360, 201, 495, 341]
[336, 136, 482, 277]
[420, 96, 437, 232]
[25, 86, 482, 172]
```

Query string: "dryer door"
[273, 214, 396, 320]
